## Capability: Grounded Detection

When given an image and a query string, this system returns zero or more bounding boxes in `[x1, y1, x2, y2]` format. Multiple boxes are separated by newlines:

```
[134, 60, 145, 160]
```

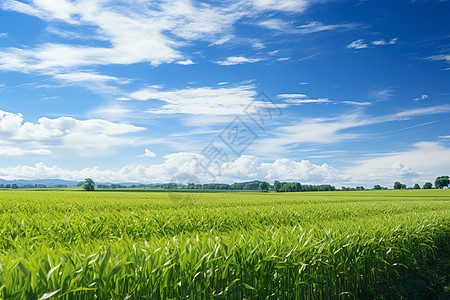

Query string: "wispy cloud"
[215, 56, 262, 66]
[260, 20, 356, 34]
[283, 98, 331, 104]
[371, 38, 398, 46]
[251, 0, 310, 12]
[251, 104, 450, 154]
[346, 39, 368, 49]
[278, 93, 331, 104]
[369, 88, 394, 101]
[347, 38, 398, 49]
[125, 85, 286, 115]
[278, 94, 308, 99]
[0, 32, 7, 38]
[342, 101, 372, 106]
[426, 54, 450, 62]
[414, 94, 428, 102]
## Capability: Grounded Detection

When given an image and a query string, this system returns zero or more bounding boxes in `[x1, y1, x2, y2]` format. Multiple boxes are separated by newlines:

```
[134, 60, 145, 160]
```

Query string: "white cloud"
[209, 35, 234, 46]
[215, 56, 262, 66]
[0, 0, 249, 90]
[283, 98, 331, 104]
[0, 153, 338, 184]
[125, 85, 286, 115]
[426, 54, 450, 62]
[390, 104, 450, 119]
[252, 0, 309, 12]
[439, 135, 450, 139]
[0, 0, 319, 78]
[0, 142, 448, 186]
[253, 42, 265, 49]
[278, 93, 307, 99]
[251, 104, 450, 154]
[345, 141, 450, 186]
[0, 33, 7, 38]
[259, 19, 291, 31]
[139, 149, 156, 158]
[371, 38, 398, 46]
[0, 147, 51, 156]
[346, 39, 368, 49]
[53, 72, 128, 84]
[414, 94, 428, 102]
[176, 59, 195, 65]
[369, 88, 394, 101]
[259, 20, 355, 34]
[223, 155, 338, 182]
[89, 104, 133, 121]
[0, 109, 145, 156]
[342, 101, 372, 106]
[348, 38, 398, 50]
[296, 22, 356, 34]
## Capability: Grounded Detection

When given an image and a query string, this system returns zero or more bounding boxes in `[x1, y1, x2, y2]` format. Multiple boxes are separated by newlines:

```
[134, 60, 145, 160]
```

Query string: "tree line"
[2, 175, 448, 191]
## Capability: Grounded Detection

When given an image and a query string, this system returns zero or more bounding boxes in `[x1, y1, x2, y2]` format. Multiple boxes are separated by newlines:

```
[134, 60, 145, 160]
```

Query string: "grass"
[0, 189, 448, 299]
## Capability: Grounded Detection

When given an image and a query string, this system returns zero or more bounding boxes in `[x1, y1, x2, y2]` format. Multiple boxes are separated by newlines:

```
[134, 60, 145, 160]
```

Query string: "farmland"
[0, 189, 449, 299]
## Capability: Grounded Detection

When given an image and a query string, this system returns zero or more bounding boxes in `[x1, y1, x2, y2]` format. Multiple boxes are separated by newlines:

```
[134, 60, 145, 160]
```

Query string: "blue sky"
[0, 0, 449, 187]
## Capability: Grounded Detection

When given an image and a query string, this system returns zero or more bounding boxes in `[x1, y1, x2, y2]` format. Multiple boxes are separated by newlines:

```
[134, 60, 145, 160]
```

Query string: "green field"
[0, 190, 449, 299]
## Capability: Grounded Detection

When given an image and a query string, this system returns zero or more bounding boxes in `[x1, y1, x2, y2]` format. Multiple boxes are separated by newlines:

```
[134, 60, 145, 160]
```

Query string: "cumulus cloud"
[345, 141, 450, 186]
[0, 152, 338, 184]
[0, 109, 145, 156]
[3, 141, 447, 187]
[175, 59, 195, 65]
[1, 141, 448, 187]
[138, 149, 156, 158]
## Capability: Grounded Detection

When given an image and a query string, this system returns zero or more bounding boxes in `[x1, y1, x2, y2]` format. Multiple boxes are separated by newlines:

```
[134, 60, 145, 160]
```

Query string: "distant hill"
[0, 179, 158, 188]
[0, 179, 79, 187]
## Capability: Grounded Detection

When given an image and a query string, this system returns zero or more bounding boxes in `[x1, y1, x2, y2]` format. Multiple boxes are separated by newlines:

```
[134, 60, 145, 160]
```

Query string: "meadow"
[0, 189, 448, 299]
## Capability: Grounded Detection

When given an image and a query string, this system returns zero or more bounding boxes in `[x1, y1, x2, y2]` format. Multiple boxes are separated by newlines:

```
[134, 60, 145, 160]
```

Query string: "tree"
[273, 180, 281, 192]
[413, 184, 421, 189]
[423, 182, 433, 189]
[394, 182, 403, 190]
[83, 178, 95, 191]
[373, 185, 382, 190]
[259, 181, 269, 192]
[434, 176, 449, 189]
